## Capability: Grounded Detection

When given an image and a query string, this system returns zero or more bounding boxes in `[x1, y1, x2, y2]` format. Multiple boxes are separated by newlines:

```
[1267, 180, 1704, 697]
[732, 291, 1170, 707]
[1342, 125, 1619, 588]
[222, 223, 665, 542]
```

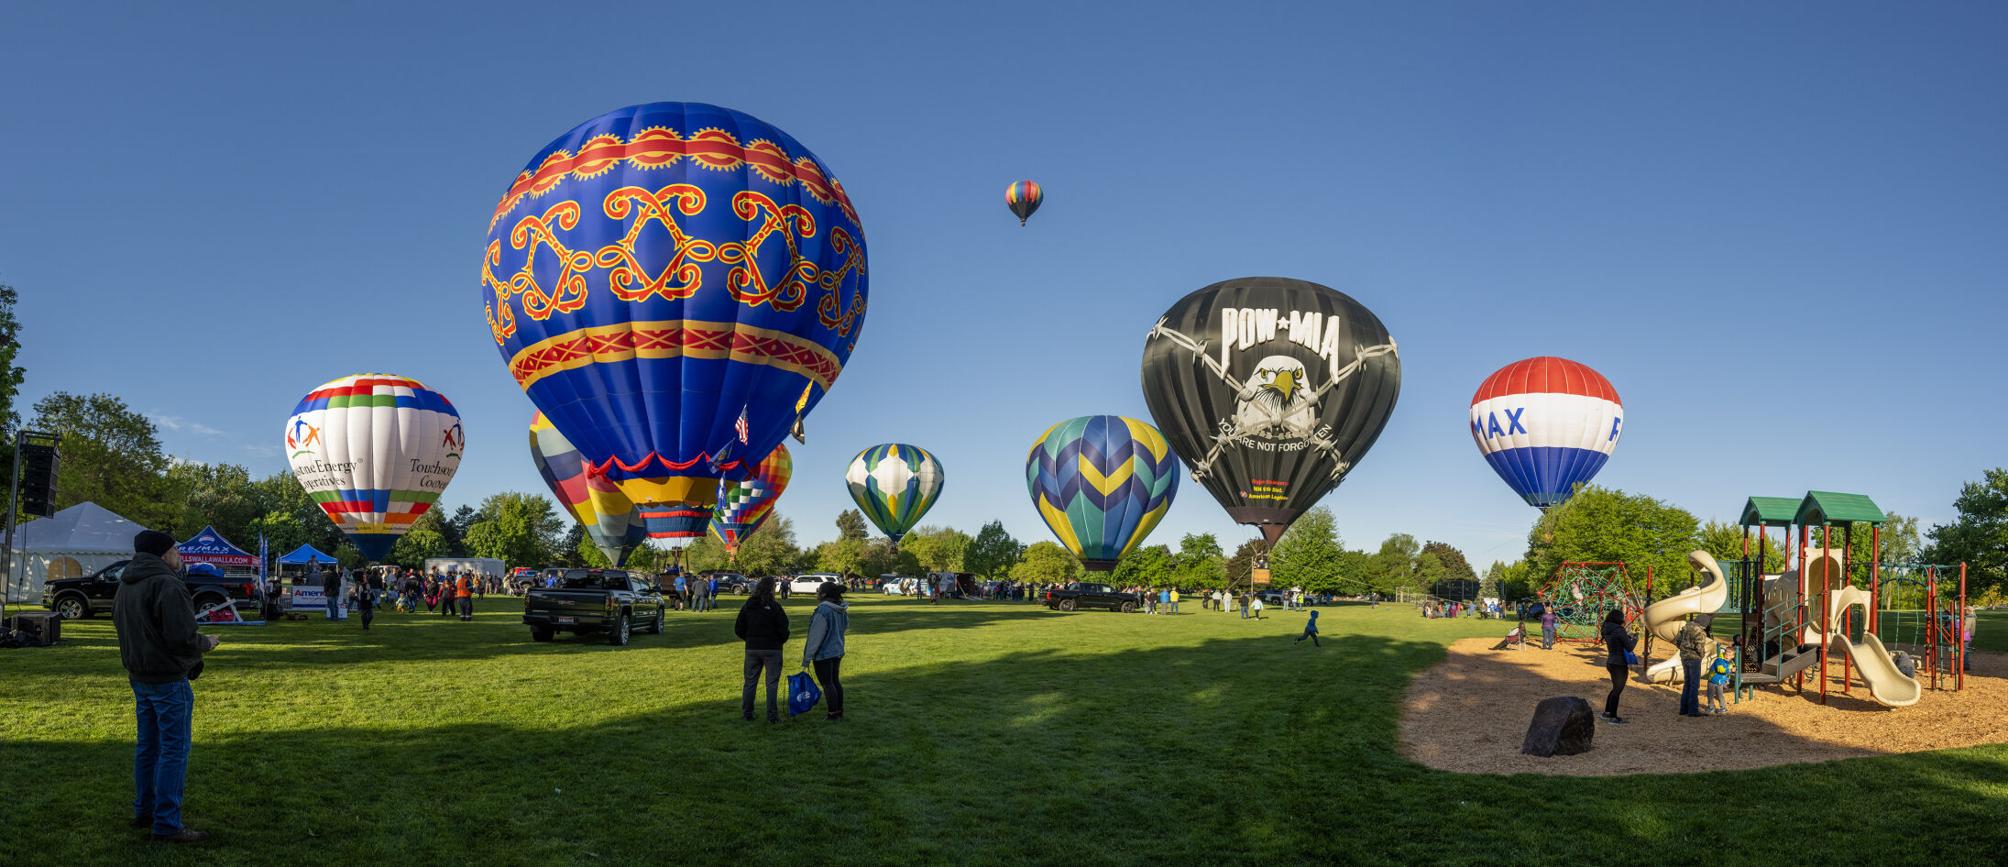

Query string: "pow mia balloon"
[1140, 277, 1401, 545]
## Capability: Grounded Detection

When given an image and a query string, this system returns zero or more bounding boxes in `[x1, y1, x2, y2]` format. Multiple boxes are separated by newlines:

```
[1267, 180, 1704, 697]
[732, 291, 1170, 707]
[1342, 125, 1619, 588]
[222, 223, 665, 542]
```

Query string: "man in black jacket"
[112, 530, 220, 844]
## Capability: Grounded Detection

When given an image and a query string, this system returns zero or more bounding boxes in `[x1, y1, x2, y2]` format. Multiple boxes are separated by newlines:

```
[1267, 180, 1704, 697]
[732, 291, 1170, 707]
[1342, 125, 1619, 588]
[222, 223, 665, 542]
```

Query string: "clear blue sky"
[5, 2, 2005, 566]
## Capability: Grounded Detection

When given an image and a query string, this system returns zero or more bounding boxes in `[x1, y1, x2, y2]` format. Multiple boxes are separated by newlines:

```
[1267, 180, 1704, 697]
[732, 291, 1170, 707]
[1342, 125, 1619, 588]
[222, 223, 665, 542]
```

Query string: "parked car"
[700, 570, 751, 594]
[790, 572, 839, 594]
[42, 560, 262, 621]
[1044, 582, 1140, 613]
[522, 568, 666, 646]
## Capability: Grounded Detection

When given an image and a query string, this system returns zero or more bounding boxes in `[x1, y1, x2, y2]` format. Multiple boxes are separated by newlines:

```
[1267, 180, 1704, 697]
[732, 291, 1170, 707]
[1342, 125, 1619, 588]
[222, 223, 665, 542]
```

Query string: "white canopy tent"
[5, 502, 144, 603]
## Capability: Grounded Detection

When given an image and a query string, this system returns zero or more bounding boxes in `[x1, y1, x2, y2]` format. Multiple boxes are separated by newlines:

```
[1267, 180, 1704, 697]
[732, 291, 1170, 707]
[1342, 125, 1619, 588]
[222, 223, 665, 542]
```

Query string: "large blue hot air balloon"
[482, 102, 868, 508]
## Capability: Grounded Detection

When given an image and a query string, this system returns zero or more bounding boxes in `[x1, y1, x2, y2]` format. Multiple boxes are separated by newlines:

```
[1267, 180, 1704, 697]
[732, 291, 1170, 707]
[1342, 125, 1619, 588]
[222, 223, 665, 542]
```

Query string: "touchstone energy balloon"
[1140, 277, 1401, 546]
[844, 443, 944, 546]
[1004, 180, 1042, 226]
[1025, 415, 1180, 572]
[481, 102, 867, 508]
[1469, 356, 1623, 509]
[530, 411, 646, 566]
[711, 443, 793, 557]
[285, 374, 463, 562]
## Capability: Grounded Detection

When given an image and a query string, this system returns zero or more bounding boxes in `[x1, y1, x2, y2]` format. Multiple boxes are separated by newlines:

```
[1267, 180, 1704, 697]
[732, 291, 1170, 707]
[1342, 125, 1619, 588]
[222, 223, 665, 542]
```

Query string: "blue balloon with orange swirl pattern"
[1025, 416, 1179, 572]
[482, 102, 867, 508]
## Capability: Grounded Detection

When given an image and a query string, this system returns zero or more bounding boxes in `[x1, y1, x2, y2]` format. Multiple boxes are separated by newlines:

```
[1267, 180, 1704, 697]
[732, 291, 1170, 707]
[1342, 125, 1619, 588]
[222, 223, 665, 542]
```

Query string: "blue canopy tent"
[277, 544, 338, 566]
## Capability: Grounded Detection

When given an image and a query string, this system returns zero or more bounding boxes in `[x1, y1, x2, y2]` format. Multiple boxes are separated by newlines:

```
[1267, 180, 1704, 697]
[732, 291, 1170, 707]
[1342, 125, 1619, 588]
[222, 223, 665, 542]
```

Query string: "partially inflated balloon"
[285, 374, 463, 561]
[482, 102, 867, 507]
[1470, 356, 1622, 509]
[1005, 180, 1042, 226]
[530, 411, 646, 566]
[844, 444, 943, 546]
[1140, 277, 1400, 545]
[711, 443, 792, 557]
[1026, 416, 1179, 571]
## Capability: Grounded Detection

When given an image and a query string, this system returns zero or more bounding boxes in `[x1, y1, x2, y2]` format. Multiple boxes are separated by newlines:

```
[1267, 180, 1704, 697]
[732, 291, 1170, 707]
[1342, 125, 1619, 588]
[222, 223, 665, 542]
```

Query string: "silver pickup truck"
[522, 568, 666, 646]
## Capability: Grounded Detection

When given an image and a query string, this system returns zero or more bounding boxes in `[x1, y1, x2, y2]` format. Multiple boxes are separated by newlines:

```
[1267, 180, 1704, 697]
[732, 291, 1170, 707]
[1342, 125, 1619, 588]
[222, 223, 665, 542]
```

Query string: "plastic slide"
[1803, 584, 1922, 708]
[1639, 551, 1731, 684]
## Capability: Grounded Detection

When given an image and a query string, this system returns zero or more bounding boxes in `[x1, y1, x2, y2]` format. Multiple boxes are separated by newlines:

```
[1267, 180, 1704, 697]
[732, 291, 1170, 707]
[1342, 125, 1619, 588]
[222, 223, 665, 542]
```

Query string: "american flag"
[734, 406, 750, 444]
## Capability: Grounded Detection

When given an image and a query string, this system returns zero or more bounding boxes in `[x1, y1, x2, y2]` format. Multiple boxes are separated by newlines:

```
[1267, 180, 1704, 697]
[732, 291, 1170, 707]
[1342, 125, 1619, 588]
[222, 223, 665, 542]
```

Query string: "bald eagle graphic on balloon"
[1234, 355, 1320, 440]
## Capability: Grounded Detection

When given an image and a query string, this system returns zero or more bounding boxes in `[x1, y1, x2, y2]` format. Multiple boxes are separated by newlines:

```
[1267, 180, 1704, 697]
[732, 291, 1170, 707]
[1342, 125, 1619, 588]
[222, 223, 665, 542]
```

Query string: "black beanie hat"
[134, 530, 176, 557]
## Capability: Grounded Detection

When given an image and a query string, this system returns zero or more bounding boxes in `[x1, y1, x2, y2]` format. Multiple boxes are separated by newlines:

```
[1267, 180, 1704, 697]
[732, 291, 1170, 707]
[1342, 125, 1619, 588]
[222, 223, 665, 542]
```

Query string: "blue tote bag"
[788, 671, 822, 717]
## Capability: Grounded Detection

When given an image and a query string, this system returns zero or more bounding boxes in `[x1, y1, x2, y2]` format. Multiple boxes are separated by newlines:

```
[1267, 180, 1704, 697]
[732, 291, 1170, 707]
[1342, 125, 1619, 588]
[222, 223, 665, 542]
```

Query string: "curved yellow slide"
[1804, 581, 1922, 708]
[1641, 551, 1730, 684]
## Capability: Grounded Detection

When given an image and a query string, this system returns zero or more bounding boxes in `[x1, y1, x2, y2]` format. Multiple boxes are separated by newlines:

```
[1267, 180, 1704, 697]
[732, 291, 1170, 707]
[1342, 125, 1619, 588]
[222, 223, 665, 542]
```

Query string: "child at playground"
[1704, 642, 1734, 714]
[1296, 609, 1321, 647]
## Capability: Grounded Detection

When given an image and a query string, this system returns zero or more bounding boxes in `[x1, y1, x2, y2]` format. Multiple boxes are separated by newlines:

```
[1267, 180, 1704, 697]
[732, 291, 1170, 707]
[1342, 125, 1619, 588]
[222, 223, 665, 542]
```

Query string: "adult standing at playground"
[802, 582, 850, 721]
[1674, 615, 1711, 717]
[1540, 605, 1558, 651]
[1600, 609, 1635, 724]
[735, 577, 789, 722]
[113, 529, 220, 844]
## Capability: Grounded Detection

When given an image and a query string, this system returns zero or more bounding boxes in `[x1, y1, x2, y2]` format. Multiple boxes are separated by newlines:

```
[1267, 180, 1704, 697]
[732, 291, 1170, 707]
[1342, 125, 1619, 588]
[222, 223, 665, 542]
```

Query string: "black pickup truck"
[43, 560, 261, 621]
[523, 568, 666, 646]
[1044, 582, 1141, 613]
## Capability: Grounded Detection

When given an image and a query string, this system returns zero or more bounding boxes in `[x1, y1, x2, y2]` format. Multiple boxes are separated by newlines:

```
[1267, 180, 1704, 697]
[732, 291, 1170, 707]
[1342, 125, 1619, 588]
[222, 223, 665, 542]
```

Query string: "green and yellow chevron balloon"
[844, 443, 944, 546]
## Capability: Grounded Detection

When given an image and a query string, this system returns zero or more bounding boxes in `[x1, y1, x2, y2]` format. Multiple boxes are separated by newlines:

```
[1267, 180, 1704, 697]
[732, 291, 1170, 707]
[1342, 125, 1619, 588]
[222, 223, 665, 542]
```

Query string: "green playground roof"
[1739, 497, 1800, 526]
[1795, 491, 1886, 526]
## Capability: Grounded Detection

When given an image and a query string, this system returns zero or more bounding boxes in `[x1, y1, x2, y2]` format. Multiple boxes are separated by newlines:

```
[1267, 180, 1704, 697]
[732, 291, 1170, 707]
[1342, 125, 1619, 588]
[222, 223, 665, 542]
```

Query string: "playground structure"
[1536, 562, 1641, 642]
[1635, 492, 1967, 709]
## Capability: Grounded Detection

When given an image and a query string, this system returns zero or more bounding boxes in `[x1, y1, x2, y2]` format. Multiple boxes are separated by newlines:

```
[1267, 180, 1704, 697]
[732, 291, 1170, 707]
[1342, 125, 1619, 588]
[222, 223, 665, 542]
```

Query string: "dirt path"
[1401, 638, 2008, 776]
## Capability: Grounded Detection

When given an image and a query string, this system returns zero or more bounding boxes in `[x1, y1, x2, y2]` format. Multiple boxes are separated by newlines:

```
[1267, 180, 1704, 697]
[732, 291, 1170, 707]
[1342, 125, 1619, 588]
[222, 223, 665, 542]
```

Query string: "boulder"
[1520, 696, 1595, 757]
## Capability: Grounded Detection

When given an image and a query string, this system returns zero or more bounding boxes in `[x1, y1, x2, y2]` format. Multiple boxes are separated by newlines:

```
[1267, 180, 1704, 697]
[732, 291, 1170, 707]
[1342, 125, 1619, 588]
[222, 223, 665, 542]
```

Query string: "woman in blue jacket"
[801, 582, 850, 721]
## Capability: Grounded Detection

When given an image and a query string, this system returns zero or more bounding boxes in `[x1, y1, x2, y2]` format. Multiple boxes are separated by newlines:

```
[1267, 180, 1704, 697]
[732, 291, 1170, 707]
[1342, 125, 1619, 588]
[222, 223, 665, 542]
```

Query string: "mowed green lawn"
[4, 598, 2006, 866]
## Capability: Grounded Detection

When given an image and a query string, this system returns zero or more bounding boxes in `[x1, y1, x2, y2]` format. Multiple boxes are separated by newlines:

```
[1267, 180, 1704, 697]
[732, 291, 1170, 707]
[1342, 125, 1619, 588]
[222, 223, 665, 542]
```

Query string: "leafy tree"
[245, 509, 310, 558]
[1172, 533, 1226, 589]
[462, 492, 565, 567]
[860, 538, 921, 577]
[1526, 486, 1698, 594]
[964, 521, 1024, 579]
[835, 508, 869, 542]
[164, 462, 261, 542]
[679, 535, 728, 573]
[1113, 544, 1175, 587]
[1272, 507, 1347, 592]
[0, 285, 24, 463]
[734, 513, 801, 577]
[1010, 541, 1082, 583]
[389, 508, 451, 567]
[1420, 541, 1477, 585]
[1225, 538, 1262, 589]
[1926, 469, 2008, 594]
[31, 392, 178, 528]
[1368, 533, 1421, 595]
[903, 525, 972, 573]
[556, 524, 588, 567]
[815, 537, 868, 577]
[1698, 519, 1787, 573]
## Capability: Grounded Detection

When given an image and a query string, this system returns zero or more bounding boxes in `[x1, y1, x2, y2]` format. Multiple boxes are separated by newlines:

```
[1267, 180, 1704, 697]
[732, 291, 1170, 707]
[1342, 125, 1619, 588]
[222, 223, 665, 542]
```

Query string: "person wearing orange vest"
[455, 573, 474, 622]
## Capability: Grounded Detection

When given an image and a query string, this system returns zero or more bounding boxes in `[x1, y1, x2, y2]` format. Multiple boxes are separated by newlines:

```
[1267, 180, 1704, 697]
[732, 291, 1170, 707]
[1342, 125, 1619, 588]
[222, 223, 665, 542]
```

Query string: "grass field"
[3, 597, 2006, 866]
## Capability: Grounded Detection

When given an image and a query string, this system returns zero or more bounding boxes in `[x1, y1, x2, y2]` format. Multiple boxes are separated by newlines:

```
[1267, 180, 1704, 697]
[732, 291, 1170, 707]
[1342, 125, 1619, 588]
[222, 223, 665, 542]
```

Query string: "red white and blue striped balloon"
[1470, 357, 1623, 509]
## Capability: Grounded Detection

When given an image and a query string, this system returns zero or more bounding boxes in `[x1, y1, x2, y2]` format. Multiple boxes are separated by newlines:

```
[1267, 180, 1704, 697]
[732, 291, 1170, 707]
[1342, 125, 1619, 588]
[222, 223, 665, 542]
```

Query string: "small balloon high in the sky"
[1005, 180, 1042, 226]
[1469, 356, 1623, 510]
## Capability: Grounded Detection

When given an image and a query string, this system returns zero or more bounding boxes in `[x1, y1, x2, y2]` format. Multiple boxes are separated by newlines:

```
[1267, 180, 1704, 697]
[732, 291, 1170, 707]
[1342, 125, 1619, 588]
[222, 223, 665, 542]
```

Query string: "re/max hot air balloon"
[285, 374, 463, 562]
[845, 444, 943, 546]
[482, 102, 867, 509]
[1470, 356, 1623, 509]
[1140, 277, 1401, 546]
[531, 411, 646, 566]
[711, 443, 792, 558]
[1004, 180, 1042, 226]
[1026, 416, 1180, 571]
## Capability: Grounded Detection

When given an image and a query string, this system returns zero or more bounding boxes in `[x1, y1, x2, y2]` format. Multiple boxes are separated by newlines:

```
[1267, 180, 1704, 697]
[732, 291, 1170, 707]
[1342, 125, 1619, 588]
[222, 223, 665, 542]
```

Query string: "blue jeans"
[1679, 658, 1702, 715]
[1541, 625, 1556, 650]
[325, 597, 340, 620]
[131, 679, 193, 835]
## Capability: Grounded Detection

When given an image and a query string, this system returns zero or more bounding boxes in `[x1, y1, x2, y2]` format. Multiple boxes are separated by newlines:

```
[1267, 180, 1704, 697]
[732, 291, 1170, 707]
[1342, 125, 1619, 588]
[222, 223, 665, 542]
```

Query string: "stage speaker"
[10, 611, 61, 646]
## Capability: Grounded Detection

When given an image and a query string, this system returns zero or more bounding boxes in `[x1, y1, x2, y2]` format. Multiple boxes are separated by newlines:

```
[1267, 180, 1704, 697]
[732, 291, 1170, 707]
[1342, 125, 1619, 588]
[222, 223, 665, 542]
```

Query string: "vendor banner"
[180, 526, 258, 568]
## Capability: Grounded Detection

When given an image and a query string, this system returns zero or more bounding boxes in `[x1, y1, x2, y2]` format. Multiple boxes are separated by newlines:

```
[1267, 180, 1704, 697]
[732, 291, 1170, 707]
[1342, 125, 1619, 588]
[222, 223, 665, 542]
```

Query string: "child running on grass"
[1705, 643, 1733, 715]
[1296, 609, 1321, 646]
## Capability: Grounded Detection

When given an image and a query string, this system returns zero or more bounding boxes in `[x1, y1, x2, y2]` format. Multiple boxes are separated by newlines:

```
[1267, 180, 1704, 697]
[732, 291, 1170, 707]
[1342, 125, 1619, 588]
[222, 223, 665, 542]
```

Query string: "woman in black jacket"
[1600, 609, 1636, 724]
[734, 577, 790, 722]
